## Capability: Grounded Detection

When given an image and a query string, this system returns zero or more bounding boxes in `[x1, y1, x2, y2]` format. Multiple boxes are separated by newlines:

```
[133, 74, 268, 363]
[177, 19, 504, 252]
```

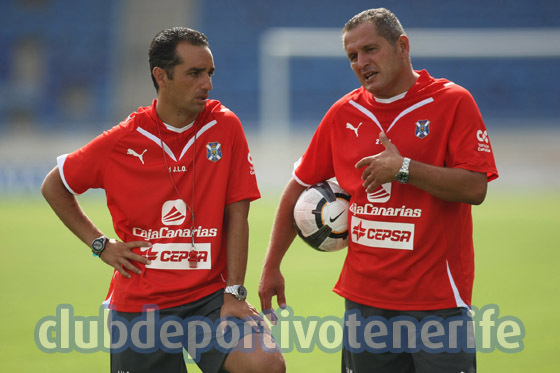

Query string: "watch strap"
[224, 285, 247, 300]
[396, 157, 411, 184]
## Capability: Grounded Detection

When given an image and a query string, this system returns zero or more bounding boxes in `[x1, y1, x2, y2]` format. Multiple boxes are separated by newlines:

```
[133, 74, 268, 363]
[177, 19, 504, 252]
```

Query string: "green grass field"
[1, 188, 559, 372]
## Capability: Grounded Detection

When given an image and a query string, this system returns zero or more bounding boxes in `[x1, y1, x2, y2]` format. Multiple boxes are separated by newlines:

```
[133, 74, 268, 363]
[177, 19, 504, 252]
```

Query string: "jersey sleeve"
[445, 89, 499, 181]
[57, 126, 122, 195]
[293, 108, 336, 186]
[225, 115, 261, 205]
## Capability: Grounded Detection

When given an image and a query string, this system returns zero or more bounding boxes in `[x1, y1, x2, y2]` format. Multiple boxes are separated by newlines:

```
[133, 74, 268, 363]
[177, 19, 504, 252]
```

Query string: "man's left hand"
[355, 132, 404, 192]
[221, 293, 263, 321]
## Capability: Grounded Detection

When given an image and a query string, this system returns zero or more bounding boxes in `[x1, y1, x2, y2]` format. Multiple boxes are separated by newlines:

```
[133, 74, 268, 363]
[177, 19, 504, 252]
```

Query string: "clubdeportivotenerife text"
[35, 304, 524, 361]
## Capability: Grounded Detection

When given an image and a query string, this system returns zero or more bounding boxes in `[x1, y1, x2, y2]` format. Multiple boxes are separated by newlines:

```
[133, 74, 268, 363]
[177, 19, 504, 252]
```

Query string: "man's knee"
[223, 333, 286, 373]
[223, 350, 285, 373]
[251, 350, 286, 373]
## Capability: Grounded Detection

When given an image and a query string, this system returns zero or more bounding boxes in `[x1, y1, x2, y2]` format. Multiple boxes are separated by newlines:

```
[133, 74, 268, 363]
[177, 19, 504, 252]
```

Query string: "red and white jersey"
[294, 70, 498, 311]
[58, 99, 260, 312]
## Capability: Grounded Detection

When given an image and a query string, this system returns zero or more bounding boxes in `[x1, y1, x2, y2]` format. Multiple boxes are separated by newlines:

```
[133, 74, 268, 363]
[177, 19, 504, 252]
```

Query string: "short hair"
[148, 27, 210, 91]
[342, 8, 405, 45]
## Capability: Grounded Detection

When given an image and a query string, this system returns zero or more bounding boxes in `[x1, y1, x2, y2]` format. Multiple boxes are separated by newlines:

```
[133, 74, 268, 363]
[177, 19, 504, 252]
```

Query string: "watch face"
[92, 240, 103, 251]
[92, 237, 107, 253]
[238, 285, 247, 299]
[396, 172, 409, 184]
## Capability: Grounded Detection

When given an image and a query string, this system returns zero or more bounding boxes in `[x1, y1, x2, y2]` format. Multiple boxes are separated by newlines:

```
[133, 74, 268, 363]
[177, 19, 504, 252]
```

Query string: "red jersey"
[294, 70, 498, 311]
[58, 99, 260, 312]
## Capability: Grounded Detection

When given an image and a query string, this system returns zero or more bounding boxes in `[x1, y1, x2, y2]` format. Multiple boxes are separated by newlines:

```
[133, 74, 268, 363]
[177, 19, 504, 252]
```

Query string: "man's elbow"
[466, 178, 488, 205]
[41, 167, 65, 202]
[40, 169, 54, 199]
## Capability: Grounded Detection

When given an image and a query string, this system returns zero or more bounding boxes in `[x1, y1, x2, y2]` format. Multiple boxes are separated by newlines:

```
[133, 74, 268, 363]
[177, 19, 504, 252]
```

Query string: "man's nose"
[356, 52, 369, 69]
[202, 74, 213, 91]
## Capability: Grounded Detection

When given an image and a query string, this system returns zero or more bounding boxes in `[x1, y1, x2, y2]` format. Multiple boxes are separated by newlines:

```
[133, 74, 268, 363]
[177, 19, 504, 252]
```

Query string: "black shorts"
[109, 289, 256, 373]
[342, 299, 476, 373]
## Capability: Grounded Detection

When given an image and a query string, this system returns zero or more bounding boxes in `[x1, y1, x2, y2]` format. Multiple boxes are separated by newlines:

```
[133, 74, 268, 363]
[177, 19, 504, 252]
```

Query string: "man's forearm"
[263, 178, 307, 269]
[41, 167, 103, 246]
[224, 199, 250, 285]
[408, 161, 488, 205]
[356, 133, 489, 206]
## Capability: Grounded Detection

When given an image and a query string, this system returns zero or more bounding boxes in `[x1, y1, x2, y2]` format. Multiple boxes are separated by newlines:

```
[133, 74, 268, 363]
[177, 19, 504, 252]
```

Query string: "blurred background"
[0, 0, 559, 195]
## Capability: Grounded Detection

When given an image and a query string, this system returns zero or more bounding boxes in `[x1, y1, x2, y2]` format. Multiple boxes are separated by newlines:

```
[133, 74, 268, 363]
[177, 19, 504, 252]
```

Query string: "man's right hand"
[258, 266, 286, 324]
[100, 240, 152, 278]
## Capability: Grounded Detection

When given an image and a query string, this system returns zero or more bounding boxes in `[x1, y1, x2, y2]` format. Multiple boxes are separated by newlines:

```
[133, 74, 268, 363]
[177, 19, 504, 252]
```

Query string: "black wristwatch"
[224, 285, 247, 301]
[396, 157, 411, 184]
[91, 236, 108, 258]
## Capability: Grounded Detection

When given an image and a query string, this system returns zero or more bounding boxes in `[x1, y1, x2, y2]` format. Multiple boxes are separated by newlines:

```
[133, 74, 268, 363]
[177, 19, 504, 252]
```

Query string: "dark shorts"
[342, 299, 476, 373]
[109, 289, 256, 373]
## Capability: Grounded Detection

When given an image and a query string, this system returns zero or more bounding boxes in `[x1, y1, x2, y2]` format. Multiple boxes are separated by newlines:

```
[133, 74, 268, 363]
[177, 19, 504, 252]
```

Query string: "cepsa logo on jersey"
[351, 216, 414, 250]
[140, 243, 211, 270]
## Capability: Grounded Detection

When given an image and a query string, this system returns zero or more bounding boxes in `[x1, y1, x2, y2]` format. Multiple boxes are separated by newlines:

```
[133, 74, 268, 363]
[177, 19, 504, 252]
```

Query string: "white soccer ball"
[293, 180, 350, 252]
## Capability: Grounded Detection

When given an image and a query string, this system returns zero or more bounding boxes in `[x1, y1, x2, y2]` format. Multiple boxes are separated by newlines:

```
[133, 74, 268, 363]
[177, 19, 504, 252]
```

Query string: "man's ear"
[152, 66, 167, 89]
[396, 35, 410, 58]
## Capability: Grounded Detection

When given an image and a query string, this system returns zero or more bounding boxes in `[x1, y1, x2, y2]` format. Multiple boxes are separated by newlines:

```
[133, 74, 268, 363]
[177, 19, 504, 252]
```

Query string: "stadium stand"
[0, 0, 117, 132]
[0, 0, 558, 193]
[199, 0, 560, 129]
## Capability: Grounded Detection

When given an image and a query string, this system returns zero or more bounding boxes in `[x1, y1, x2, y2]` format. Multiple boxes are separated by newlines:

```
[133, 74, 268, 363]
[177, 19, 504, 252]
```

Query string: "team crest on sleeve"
[206, 142, 222, 162]
[415, 120, 430, 139]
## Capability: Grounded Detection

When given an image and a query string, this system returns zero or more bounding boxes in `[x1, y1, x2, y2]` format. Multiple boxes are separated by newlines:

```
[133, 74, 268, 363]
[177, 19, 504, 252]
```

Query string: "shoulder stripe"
[136, 127, 177, 162]
[137, 120, 218, 162]
[349, 100, 383, 132]
[387, 98, 434, 132]
[348, 98, 434, 133]
[179, 120, 218, 160]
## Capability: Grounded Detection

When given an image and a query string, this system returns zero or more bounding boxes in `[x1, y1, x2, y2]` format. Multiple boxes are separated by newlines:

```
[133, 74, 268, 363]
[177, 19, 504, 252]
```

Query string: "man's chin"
[363, 81, 388, 97]
[190, 101, 207, 112]
[364, 84, 379, 95]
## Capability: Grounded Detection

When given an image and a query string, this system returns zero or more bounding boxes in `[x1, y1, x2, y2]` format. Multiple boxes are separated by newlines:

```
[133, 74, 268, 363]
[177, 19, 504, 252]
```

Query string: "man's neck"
[155, 99, 197, 129]
[372, 69, 420, 101]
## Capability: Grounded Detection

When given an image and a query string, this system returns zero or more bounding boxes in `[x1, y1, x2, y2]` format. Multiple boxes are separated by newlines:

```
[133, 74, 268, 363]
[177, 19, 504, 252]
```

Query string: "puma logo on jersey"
[346, 122, 363, 137]
[127, 148, 147, 164]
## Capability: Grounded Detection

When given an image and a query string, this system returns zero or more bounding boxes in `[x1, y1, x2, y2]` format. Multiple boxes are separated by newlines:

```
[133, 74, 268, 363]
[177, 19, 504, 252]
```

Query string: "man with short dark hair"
[42, 27, 285, 373]
[259, 8, 497, 373]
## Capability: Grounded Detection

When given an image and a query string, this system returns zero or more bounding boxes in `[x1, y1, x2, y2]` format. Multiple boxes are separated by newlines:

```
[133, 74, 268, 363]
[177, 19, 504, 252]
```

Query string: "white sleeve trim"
[56, 154, 79, 195]
[292, 173, 311, 188]
[291, 157, 311, 187]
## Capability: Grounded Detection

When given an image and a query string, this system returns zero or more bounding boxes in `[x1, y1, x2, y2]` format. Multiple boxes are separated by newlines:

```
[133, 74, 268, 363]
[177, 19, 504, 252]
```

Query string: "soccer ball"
[293, 180, 350, 252]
